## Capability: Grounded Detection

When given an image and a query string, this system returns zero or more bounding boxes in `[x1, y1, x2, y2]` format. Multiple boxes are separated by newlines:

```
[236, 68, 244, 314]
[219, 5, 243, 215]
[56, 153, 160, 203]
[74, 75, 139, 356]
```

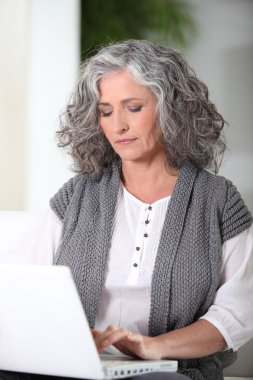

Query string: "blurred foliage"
[80, 0, 196, 60]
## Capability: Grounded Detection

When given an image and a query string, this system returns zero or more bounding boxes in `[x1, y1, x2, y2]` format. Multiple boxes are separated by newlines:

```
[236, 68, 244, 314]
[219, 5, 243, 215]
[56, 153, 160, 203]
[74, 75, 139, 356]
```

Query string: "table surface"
[0, 371, 190, 380]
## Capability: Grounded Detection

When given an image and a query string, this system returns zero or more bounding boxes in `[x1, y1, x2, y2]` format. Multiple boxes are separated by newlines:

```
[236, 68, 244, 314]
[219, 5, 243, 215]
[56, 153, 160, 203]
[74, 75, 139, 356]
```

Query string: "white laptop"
[0, 264, 177, 379]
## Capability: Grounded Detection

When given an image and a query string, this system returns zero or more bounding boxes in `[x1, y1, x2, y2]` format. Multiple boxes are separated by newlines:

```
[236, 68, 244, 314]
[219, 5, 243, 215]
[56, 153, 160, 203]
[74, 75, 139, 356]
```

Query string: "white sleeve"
[0, 209, 62, 265]
[200, 226, 253, 350]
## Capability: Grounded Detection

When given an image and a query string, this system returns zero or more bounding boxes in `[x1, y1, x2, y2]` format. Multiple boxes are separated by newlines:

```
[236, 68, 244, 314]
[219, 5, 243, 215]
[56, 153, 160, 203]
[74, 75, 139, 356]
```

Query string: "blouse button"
[133, 263, 138, 267]
[144, 233, 148, 238]
[136, 247, 140, 251]
[148, 206, 152, 210]
[145, 220, 150, 224]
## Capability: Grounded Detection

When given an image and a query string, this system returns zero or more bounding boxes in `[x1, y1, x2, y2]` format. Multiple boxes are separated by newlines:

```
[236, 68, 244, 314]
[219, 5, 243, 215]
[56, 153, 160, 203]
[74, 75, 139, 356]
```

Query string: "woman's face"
[98, 70, 165, 164]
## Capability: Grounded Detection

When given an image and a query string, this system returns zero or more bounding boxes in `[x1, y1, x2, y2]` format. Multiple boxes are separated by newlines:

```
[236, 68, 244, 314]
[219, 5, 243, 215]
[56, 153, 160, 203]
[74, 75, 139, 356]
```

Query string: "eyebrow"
[98, 97, 145, 106]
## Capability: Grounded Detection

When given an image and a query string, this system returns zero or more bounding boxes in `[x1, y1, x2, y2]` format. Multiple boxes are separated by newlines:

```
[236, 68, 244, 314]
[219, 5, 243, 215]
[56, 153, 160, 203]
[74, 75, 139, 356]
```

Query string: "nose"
[112, 109, 129, 133]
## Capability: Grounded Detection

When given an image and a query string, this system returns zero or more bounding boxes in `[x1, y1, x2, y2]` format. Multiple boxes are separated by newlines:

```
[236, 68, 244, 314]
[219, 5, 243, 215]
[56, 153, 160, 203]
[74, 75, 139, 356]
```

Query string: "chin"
[115, 150, 141, 162]
[119, 154, 148, 163]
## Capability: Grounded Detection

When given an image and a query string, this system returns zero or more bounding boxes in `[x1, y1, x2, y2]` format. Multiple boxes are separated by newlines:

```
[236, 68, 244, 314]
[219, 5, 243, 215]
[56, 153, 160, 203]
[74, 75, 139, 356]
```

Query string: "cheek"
[99, 119, 109, 134]
[99, 122, 115, 144]
[136, 114, 157, 138]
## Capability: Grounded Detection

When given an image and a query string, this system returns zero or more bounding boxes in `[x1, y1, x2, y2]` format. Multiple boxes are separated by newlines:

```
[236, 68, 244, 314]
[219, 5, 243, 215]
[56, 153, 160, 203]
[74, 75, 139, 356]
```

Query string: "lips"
[115, 138, 137, 145]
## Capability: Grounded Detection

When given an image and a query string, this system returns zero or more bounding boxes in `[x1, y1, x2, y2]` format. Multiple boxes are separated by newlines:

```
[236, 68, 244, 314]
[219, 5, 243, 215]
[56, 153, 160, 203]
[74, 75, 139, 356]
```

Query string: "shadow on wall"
[220, 44, 253, 214]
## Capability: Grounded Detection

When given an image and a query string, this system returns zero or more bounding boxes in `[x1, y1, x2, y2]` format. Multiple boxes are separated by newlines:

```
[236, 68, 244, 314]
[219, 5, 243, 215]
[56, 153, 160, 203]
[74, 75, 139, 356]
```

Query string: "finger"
[94, 325, 119, 347]
[97, 328, 133, 351]
[91, 328, 102, 338]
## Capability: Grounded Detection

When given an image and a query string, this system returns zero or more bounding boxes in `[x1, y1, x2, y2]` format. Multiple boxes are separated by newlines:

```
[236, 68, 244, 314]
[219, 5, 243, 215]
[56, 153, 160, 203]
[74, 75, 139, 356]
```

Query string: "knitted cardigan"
[50, 160, 252, 380]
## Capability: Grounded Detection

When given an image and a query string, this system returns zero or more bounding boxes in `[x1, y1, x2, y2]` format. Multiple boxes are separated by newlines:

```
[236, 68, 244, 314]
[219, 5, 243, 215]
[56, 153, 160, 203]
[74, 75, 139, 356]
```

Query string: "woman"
[48, 40, 253, 379]
[2, 40, 253, 380]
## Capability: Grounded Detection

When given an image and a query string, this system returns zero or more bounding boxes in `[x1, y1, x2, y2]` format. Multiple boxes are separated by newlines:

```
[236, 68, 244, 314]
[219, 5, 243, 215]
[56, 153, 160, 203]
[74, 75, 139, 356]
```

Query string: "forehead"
[98, 70, 153, 100]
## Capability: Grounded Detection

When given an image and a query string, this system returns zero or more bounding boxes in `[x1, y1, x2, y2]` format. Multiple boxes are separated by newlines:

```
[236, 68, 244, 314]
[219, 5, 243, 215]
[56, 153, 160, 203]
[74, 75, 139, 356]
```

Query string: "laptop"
[0, 264, 178, 379]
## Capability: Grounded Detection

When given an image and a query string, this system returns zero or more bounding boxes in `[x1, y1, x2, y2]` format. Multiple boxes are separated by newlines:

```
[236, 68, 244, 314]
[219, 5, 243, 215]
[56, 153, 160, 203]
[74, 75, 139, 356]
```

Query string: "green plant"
[80, 0, 196, 60]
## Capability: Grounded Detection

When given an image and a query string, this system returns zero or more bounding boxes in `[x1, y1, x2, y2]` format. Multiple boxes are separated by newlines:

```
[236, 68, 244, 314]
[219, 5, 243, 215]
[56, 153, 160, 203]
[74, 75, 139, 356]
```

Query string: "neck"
[121, 157, 178, 204]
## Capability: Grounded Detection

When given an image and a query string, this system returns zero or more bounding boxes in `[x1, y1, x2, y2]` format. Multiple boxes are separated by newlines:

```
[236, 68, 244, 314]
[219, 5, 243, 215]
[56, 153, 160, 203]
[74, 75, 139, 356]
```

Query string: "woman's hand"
[92, 325, 162, 360]
[92, 320, 227, 360]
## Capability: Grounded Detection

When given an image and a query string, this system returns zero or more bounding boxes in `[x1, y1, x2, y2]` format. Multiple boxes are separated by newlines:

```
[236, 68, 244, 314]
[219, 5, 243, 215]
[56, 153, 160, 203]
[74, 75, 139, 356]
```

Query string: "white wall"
[25, 0, 80, 211]
[186, 0, 253, 213]
[0, 0, 30, 210]
[0, 0, 80, 211]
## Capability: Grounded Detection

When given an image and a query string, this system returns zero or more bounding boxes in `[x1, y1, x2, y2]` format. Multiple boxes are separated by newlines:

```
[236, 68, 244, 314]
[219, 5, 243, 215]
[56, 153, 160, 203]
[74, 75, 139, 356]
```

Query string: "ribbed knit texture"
[50, 160, 252, 380]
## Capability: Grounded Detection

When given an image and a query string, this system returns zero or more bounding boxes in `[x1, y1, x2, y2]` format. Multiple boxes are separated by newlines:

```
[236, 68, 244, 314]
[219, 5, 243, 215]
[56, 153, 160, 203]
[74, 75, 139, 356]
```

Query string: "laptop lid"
[0, 264, 104, 379]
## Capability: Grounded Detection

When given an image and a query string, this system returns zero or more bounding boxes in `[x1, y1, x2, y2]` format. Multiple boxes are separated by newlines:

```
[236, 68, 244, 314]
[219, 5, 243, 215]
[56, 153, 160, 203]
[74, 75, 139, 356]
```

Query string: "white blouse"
[2, 184, 253, 351]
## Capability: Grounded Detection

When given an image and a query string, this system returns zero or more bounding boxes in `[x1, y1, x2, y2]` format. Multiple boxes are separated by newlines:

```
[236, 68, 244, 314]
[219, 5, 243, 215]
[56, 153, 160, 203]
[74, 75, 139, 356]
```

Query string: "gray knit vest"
[50, 160, 252, 380]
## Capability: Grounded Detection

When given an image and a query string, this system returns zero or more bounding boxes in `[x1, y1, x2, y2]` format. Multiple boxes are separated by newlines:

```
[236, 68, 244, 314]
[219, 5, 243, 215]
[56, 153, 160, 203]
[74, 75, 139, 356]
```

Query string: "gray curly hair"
[57, 39, 226, 176]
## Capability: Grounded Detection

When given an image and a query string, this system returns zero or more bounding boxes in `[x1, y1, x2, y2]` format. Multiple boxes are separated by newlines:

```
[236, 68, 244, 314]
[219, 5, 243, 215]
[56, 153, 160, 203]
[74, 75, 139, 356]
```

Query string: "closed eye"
[128, 106, 143, 112]
[99, 110, 112, 117]
[98, 105, 143, 117]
